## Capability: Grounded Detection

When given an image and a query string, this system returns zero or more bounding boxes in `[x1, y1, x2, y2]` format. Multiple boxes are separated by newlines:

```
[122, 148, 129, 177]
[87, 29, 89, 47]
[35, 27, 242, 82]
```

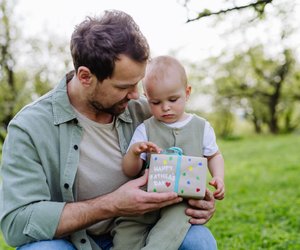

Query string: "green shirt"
[0, 74, 151, 249]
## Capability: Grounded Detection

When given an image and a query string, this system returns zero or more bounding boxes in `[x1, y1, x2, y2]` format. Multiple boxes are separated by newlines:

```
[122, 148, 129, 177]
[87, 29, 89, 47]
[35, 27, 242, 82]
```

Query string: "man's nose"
[127, 85, 139, 100]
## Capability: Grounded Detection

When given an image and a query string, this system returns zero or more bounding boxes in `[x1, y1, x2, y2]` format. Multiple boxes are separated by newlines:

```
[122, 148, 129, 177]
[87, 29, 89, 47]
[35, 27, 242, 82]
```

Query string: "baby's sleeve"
[203, 121, 219, 156]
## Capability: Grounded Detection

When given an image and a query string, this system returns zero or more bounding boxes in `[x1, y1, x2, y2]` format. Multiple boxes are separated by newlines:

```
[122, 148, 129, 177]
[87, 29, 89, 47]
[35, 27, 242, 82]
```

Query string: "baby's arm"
[206, 150, 225, 200]
[122, 142, 161, 177]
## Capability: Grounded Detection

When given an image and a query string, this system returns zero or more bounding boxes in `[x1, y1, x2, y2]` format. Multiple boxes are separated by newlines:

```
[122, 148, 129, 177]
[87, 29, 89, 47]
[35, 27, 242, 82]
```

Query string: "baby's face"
[144, 76, 191, 124]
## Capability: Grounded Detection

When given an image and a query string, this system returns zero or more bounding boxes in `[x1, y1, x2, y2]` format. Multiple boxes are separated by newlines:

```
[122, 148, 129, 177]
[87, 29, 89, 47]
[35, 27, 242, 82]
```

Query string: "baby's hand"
[209, 176, 225, 200]
[131, 142, 161, 156]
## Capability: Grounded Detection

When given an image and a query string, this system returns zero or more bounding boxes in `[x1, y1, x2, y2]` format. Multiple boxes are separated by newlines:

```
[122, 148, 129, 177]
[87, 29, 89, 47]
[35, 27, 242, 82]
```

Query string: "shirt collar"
[117, 108, 132, 123]
[52, 75, 77, 125]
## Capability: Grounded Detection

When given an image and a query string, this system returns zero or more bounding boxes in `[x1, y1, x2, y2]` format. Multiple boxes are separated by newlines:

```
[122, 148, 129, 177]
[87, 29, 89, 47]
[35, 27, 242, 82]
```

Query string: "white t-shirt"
[128, 114, 219, 160]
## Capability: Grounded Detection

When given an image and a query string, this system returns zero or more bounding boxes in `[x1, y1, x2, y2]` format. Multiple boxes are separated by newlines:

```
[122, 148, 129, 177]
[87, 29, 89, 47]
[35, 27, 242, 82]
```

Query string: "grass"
[1, 134, 300, 249]
[0, 236, 12, 250]
[207, 133, 300, 249]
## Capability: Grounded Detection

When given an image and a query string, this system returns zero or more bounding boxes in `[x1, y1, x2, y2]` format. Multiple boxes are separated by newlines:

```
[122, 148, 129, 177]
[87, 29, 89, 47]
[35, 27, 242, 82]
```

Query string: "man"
[0, 10, 216, 250]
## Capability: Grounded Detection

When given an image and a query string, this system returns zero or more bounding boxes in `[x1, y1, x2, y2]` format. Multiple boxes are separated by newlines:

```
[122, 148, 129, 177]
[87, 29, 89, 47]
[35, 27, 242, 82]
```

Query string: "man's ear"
[77, 66, 93, 87]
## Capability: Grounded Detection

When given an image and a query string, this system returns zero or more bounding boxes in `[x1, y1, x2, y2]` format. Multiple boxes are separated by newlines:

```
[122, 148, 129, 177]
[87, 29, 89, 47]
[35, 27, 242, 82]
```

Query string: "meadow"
[1, 134, 300, 249]
[208, 133, 300, 249]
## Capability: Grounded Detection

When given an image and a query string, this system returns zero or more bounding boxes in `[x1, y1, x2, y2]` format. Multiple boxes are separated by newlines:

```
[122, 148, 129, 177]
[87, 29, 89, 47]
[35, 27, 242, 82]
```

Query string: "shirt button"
[64, 183, 69, 189]
[73, 145, 78, 150]
[80, 238, 86, 244]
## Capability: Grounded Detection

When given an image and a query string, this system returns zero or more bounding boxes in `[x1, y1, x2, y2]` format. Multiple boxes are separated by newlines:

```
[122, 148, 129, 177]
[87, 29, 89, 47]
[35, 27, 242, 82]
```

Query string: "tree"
[197, 45, 299, 134]
[0, 0, 18, 141]
[181, 0, 300, 134]
[0, 0, 71, 144]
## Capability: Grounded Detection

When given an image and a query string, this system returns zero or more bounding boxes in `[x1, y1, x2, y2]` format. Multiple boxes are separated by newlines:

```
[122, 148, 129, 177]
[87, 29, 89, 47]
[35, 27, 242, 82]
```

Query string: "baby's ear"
[186, 85, 192, 99]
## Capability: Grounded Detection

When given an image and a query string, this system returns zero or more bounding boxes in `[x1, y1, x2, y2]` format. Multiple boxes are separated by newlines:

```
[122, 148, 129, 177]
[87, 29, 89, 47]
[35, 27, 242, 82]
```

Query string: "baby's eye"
[150, 101, 160, 105]
[169, 98, 178, 102]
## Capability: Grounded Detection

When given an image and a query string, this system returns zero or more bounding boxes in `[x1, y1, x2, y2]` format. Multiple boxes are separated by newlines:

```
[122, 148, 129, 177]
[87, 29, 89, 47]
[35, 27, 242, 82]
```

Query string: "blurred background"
[1, 0, 300, 249]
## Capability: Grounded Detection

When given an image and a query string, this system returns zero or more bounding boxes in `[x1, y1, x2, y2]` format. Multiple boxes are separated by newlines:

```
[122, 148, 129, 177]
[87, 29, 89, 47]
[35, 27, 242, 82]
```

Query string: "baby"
[111, 55, 224, 250]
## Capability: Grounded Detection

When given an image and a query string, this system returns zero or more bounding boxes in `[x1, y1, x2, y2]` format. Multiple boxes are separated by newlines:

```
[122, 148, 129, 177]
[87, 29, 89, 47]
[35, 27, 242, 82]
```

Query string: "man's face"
[87, 55, 146, 116]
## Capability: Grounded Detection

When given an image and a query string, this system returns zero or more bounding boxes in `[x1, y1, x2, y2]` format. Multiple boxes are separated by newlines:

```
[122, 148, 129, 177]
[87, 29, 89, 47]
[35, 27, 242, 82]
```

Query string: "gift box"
[147, 147, 207, 199]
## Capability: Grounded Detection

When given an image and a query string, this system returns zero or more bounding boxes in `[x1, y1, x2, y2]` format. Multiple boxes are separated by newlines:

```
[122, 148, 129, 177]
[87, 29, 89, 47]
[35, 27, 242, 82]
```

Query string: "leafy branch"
[185, 0, 273, 23]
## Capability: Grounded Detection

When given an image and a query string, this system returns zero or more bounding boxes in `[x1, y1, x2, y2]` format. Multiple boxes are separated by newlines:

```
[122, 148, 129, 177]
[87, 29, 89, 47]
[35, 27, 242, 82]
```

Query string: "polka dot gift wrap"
[147, 148, 207, 199]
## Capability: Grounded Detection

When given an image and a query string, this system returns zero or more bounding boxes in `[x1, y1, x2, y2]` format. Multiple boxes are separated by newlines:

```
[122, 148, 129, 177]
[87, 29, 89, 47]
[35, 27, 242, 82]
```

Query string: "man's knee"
[179, 225, 217, 250]
[17, 239, 76, 250]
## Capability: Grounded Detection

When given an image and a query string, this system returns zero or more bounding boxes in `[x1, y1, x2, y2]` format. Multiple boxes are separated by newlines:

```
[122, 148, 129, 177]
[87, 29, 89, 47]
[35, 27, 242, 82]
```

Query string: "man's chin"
[104, 106, 127, 116]
[115, 106, 127, 115]
[116, 102, 129, 113]
[97, 101, 129, 116]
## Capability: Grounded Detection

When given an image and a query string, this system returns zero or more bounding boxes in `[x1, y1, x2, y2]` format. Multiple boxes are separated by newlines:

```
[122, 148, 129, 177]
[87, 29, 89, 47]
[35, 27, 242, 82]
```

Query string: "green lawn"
[1, 134, 300, 249]
[207, 134, 300, 249]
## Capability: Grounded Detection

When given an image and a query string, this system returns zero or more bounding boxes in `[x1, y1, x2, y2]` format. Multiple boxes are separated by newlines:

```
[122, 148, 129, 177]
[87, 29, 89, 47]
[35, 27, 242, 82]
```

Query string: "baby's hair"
[143, 55, 187, 87]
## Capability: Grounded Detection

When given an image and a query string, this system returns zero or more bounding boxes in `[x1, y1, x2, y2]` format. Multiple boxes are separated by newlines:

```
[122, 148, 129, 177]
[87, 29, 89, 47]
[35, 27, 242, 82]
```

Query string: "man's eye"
[117, 86, 129, 90]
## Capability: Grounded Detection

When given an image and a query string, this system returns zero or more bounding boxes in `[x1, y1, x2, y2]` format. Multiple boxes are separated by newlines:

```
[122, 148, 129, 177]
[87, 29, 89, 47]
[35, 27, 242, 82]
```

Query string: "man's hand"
[185, 189, 215, 224]
[55, 170, 181, 238]
[110, 170, 182, 216]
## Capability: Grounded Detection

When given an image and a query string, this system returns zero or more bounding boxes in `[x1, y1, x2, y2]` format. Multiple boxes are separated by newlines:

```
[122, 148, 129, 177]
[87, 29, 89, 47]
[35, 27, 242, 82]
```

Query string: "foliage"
[205, 107, 235, 138]
[188, 45, 300, 135]
[207, 133, 300, 249]
[0, 0, 71, 143]
[0, 234, 13, 250]
[0, 0, 18, 131]
[182, 0, 300, 136]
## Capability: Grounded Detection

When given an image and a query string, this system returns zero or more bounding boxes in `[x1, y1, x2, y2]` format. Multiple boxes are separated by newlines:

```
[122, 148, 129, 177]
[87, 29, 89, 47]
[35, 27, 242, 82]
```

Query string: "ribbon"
[160, 147, 183, 193]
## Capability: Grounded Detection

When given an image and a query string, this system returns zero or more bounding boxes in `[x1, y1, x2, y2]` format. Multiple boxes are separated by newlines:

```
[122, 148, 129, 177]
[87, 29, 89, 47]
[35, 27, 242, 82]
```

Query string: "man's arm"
[55, 171, 182, 237]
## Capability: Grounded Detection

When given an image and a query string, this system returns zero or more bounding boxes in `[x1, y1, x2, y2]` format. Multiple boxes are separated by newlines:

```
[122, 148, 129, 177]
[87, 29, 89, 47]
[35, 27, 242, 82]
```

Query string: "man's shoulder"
[128, 95, 148, 109]
[11, 76, 70, 128]
[127, 96, 151, 120]
[10, 90, 55, 128]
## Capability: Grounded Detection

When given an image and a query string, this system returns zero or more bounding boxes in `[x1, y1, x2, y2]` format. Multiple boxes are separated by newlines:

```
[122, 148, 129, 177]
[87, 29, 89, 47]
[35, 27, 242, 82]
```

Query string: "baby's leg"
[111, 211, 159, 250]
[142, 202, 190, 250]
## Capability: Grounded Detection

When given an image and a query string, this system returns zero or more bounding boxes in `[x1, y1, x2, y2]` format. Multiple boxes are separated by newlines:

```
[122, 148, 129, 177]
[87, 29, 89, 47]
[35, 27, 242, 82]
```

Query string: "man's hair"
[70, 10, 150, 81]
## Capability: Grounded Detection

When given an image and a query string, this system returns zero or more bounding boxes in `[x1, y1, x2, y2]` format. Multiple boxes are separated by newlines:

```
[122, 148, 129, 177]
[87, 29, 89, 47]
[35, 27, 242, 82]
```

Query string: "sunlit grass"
[208, 134, 300, 249]
[0, 234, 13, 250]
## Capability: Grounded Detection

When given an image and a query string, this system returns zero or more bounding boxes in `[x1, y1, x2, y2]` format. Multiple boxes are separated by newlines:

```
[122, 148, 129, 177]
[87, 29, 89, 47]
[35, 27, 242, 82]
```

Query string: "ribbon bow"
[161, 147, 183, 155]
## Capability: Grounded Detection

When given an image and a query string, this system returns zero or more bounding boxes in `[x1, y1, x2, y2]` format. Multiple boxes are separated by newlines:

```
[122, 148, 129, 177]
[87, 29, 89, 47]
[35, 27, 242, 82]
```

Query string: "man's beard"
[88, 98, 129, 116]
